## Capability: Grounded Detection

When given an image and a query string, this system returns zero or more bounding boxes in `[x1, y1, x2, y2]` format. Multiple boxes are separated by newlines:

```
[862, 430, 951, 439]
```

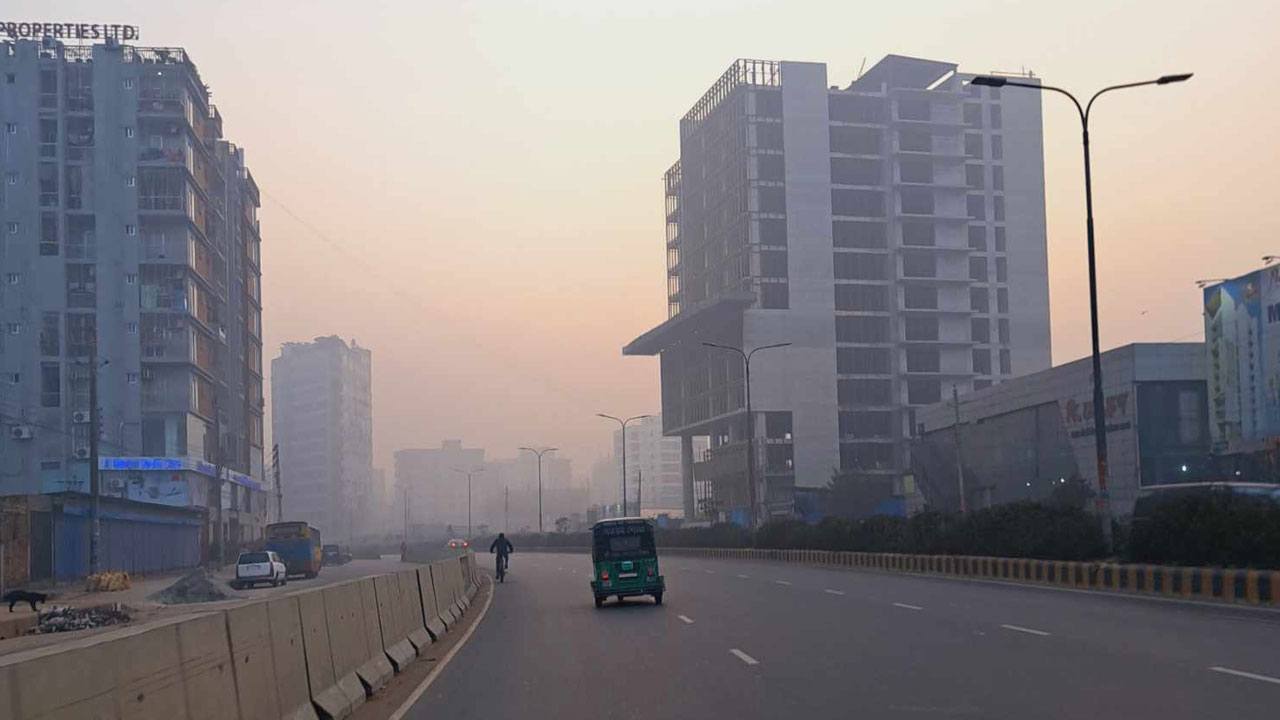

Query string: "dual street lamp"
[518, 446, 558, 534]
[452, 467, 484, 540]
[967, 71, 1191, 550]
[596, 414, 651, 517]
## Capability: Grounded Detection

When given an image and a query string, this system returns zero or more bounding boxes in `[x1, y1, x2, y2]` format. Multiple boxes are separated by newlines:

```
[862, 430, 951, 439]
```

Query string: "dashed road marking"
[1001, 624, 1050, 637]
[824, 589, 845, 596]
[678, 615, 694, 624]
[705, 569, 716, 574]
[1209, 666, 1280, 686]
[775, 580, 792, 586]
[893, 602, 923, 611]
[736, 574, 751, 579]
[730, 649, 760, 666]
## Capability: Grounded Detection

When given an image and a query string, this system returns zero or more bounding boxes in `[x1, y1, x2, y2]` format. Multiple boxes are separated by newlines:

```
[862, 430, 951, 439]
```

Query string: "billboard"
[1203, 267, 1280, 452]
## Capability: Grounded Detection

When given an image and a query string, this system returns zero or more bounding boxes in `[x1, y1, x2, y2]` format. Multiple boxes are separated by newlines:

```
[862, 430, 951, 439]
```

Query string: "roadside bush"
[1127, 493, 1280, 569]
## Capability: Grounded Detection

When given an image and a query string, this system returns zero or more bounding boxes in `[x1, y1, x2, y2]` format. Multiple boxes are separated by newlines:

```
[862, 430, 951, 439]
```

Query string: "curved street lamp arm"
[624, 415, 653, 426]
[702, 341, 747, 361]
[596, 413, 624, 426]
[745, 342, 792, 363]
[1085, 80, 1163, 123]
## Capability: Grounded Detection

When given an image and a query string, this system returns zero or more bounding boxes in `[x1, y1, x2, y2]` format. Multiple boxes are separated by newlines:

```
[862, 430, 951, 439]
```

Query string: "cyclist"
[489, 532, 514, 582]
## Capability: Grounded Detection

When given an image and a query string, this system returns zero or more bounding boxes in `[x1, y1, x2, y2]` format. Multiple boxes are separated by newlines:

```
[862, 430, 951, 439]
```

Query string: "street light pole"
[969, 72, 1191, 551]
[518, 447, 558, 534]
[702, 342, 790, 530]
[452, 467, 484, 540]
[596, 414, 652, 516]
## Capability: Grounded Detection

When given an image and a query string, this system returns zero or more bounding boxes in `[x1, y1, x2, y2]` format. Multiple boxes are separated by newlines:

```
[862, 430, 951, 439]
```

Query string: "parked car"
[232, 551, 288, 589]
[447, 538, 470, 551]
[322, 544, 354, 565]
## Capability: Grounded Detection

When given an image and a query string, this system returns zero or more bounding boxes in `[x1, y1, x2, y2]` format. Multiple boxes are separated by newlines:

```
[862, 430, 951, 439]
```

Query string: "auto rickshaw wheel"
[653, 591, 663, 606]
[594, 596, 604, 608]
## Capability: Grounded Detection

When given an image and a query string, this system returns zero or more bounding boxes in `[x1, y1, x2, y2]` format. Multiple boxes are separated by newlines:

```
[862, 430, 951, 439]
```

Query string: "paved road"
[217, 555, 425, 599]
[409, 552, 1280, 719]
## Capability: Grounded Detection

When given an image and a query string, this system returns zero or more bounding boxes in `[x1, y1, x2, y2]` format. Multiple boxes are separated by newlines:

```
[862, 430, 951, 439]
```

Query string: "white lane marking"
[893, 602, 924, 611]
[824, 589, 845, 596]
[775, 580, 792, 586]
[730, 648, 760, 666]
[1209, 666, 1280, 686]
[705, 569, 716, 574]
[678, 614, 694, 624]
[736, 574, 751, 579]
[1001, 624, 1050, 637]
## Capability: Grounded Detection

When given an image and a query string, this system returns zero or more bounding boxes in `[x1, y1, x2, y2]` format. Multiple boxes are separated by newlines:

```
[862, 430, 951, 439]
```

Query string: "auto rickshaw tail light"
[647, 566, 655, 578]
[601, 571, 610, 581]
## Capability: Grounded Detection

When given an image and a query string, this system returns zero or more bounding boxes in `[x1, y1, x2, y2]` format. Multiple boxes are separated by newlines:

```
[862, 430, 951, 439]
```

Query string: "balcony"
[138, 95, 187, 117]
[138, 146, 187, 165]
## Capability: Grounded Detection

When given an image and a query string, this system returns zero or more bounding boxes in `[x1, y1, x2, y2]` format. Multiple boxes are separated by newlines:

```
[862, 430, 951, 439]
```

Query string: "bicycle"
[495, 553, 507, 583]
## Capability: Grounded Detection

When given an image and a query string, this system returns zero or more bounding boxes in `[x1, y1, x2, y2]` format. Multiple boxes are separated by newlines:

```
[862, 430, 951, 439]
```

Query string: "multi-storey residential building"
[612, 415, 684, 516]
[271, 336, 372, 542]
[625, 56, 1050, 522]
[0, 38, 266, 580]
[394, 440, 486, 533]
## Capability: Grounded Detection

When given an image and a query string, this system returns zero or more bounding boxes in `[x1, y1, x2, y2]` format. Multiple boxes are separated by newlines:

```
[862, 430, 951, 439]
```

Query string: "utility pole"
[403, 486, 409, 541]
[212, 391, 223, 568]
[87, 339, 101, 576]
[518, 447, 558, 533]
[637, 468, 643, 517]
[952, 385, 966, 514]
[504, 485, 509, 533]
[272, 444, 282, 522]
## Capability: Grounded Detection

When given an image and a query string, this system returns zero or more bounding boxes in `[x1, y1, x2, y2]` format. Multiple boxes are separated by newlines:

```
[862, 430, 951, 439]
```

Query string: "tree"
[1046, 474, 1094, 510]
[555, 516, 570, 534]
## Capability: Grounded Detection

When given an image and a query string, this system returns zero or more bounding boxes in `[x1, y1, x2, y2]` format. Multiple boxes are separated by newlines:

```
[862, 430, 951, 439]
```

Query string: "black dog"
[3, 589, 49, 612]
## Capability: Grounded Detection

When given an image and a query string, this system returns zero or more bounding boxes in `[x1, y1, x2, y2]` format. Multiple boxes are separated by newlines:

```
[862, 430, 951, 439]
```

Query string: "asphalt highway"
[408, 552, 1280, 719]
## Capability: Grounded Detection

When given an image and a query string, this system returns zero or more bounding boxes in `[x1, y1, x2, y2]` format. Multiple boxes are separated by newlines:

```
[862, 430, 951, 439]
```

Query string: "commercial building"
[271, 336, 372, 542]
[394, 440, 486, 535]
[0, 37, 266, 580]
[612, 415, 685, 516]
[911, 343, 1210, 517]
[625, 56, 1050, 522]
[1202, 267, 1280, 457]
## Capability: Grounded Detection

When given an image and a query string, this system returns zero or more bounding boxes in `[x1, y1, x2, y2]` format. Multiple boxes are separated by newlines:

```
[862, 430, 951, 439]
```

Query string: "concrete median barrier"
[418, 565, 449, 639]
[374, 573, 416, 672]
[428, 562, 461, 625]
[2, 622, 129, 719]
[395, 568, 433, 652]
[355, 578, 395, 691]
[176, 612, 241, 720]
[266, 595, 321, 720]
[298, 588, 357, 719]
[322, 581, 391, 703]
[225, 600, 284, 720]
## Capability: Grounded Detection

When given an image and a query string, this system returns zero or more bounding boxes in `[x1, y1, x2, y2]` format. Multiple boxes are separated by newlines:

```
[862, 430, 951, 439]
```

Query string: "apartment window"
[966, 195, 986, 220]
[994, 196, 1006, 222]
[760, 283, 789, 309]
[993, 166, 1004, 191]
[40, 313, 60, 355]
[831, 189, 885, 217]
[970, 287, 989, 313]
[1000, 349, 1012, 375]
[964, 134, 983, 158]
[6, 322, 20, 335]
[903, 285, 938, 309]
[838, 347, 891, 374]
[837, 315, 890, 343]
[6, 373, 19, 385]
[6, 273, 20, 284]
[898, 97, 931, 121]
[40, 213, 58, 256]
[127, 372, 140, 384]
[831, 157, 882, 185]
[840, 411, 893, 438]
[995, 226, 1006, 251]
[125, 224, 137, 236]
[757, 154, 785, 181]
[4, 73, 13, 84]
[759, 218, 787, 245]
[968, 225, 987, 250]
[996, 256, 1007, 282]
[40, 363, 61, 407]
[907, 379, 942, 405]
[754, 89, 782, 117]
[899, 158, 932, 184]
[125, 272, 137, 285]
[838, 379, 892, 405]
[123, 78, 135, 90]
[4, 122, 15, 134]
[840, 442, 895, 471]
[901, 222, 935, 247]
[969, 256, 988, 281]
[834, 252, 888, 280]
[963, 103, 982, 127]
[127, 322, 138, 335]
[126, 175, 136, 188]
[760, 250, 787, 278]
[992, 135, 1004, 160]
[971, 317, 990, 344]
[829, 95, 885, 124]
[833, 221, 886, 249]
[764, 411, 793, 441]
[898, 128, 932, 153]
[905, 316, 939, 341]
[900, 188, 935, 215]
[124, 126, 134, 139]
[998, 318, 1010, 344]
[965, 165, 984, 190]
[972, 349, 992, 375]
[906, 347, 941, 373]
[754, 123, 784, 150]
[835, 283, 888, 311]
[67, 264, 97, 308]
[5, 172, 15, 185]
[758, 186, 786, 214]
[829, 125, 882, 155]
[901, 250, 936, 278]
[990, 105, 1003, 130]
[997, 288, 1009, 313]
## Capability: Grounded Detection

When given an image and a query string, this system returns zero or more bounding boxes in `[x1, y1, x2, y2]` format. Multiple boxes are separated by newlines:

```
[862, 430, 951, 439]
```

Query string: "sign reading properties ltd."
[1, 22, 139, 41]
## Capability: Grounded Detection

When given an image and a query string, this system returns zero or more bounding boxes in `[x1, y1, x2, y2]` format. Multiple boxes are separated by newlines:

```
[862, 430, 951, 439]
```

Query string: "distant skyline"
[23, 0, 1280, 473]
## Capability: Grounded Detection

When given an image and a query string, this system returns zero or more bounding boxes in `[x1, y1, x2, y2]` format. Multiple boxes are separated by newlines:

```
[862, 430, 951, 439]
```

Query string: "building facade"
[612, 415, 684, 516]
[0, 38, 266, 580]
[626, 56, 1050, 522]
[911, 343, 1210, 517]
[271, 336, 371, 542]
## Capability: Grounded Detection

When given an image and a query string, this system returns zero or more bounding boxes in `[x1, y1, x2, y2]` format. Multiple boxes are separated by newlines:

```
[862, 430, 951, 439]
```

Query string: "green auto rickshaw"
[590, 517, 664, 608]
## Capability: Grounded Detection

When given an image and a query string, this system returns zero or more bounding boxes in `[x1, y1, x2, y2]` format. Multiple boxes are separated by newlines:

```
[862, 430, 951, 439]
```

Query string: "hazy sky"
[20, 0, 1280, 477]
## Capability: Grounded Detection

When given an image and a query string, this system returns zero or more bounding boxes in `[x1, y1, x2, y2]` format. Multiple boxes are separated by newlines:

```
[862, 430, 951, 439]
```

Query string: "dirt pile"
[35, 604, 132, 634]
[146, 569, 237, 604]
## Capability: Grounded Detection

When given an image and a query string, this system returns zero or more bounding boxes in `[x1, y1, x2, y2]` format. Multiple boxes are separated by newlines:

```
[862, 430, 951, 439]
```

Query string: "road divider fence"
[0, 552, 482, 720]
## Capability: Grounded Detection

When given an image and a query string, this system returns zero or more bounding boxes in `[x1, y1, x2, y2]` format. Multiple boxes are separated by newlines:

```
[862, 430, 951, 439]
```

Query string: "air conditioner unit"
[10, 425, 33, 440]
[72, 409, 92, 424]
[74, 447, 90, 459]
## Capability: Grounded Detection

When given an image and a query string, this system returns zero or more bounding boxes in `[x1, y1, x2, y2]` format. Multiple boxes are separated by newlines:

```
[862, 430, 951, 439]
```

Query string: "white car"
[232, 551, 288, 589]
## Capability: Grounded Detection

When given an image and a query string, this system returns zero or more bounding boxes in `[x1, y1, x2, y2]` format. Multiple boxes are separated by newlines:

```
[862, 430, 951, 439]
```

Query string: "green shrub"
[1127, 493, 1280, 568]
